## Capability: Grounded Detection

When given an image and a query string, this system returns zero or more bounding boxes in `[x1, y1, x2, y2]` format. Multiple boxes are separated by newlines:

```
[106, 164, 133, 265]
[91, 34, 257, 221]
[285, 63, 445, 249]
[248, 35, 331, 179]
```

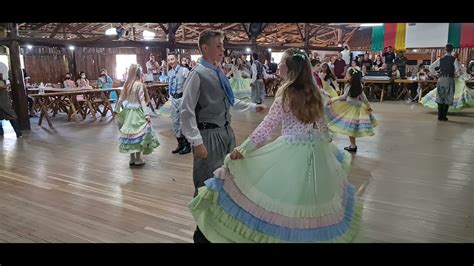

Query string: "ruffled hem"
[215, 166, 347, 218]
[119, 131, 160, 154]
[233, 90, 252, 99]
[421, 93, 474, 111]
[189, 184, 362, 243]
[215, 176, 349, 228]
[326, 124, 376, 138]
[221, 136, 352, 218]
[325, 108, 377, 138]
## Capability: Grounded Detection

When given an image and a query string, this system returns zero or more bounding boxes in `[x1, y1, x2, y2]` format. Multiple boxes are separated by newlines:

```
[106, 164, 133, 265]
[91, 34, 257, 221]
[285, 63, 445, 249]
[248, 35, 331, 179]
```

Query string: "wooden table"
[264, 75, 281, 97]
[145, 82, 168, 111]
[392, 79, 437, 102]
[336, 78, 392, 102]
[29, 88, 122, 128]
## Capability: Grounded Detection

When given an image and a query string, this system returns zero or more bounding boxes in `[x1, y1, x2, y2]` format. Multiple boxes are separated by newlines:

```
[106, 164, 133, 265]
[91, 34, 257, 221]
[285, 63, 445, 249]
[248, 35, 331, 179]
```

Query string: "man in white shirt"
[340, 44, 351, 66]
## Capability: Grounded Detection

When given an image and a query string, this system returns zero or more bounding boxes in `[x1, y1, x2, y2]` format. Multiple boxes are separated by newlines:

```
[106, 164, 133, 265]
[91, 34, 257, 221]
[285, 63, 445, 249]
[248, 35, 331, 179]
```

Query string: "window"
[0, 55, 8, 79]
[116, 54, 137, 80]
[271, 52, 284, 64]
[190, 54, 200, 62]
[0, 54, 25, 80]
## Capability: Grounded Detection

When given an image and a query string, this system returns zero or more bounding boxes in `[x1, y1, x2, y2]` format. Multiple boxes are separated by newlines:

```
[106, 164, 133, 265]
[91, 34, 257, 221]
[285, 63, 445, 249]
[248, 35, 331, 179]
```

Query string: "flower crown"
[292, 49, 307, 60]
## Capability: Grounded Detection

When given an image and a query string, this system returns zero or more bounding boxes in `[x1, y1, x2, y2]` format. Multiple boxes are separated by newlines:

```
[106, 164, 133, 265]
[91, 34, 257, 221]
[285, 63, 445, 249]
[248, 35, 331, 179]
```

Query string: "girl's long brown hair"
[276, 48, 323, 124]
[119, 63, 150, 103]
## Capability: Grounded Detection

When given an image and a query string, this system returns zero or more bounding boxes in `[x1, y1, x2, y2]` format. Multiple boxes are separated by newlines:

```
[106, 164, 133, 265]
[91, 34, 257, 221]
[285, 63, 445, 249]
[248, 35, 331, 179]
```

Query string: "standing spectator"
[146, 53, 162, 81]
[333, 53, 347, 79]
[341, 44, 351, 66]
[361, 53, 373, 71]
[382, 46, 396, 71]
[394, 51, 407, 78]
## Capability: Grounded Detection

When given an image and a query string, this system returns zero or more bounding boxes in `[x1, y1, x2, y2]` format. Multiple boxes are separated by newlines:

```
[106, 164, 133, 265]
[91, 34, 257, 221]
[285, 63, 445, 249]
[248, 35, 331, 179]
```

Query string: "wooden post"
[251, 36, 257, 52]
[167, 23, 176, 53]
[7, 23, 30, 130]
[338, 29, 343, 46]
[304, 23, 310, 54]
[64, 47, 76, 80]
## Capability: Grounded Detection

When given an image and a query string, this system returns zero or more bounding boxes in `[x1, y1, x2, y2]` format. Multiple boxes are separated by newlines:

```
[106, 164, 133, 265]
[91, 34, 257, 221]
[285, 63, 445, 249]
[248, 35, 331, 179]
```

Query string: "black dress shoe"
[172, 137, 185, 153]
[179, 144, 192, 155]
[344, 146, 357, 152]
[172, 144, 183, 153]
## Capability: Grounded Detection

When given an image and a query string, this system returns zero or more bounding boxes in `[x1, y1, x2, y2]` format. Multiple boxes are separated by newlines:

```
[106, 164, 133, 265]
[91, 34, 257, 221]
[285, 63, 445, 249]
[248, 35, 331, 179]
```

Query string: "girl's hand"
[230, 150, 243, 160]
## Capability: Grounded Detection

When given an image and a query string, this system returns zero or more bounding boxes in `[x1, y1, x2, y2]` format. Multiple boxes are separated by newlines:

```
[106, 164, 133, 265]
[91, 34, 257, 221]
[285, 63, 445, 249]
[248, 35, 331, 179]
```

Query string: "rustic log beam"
[343, 27, 359, 43]
[49, 24, 62, 39]
[6, 23, 30, 130]
[87, 23, 108, 33]
[308, 24, 323, 39]
[296, 23, 304, 42]
[304, 23, 309, 53]
[133, 24, 162, 36]
[170, 23, 181, 34]
[65, 24, 85, 39]
[183, 26, 200, 35]
[167, 23, 176, 52]
[0, 34, 345, 52]
[32, 23, 49, 30]
[222, 23, 240, 30]
[158, 23, 168, 34]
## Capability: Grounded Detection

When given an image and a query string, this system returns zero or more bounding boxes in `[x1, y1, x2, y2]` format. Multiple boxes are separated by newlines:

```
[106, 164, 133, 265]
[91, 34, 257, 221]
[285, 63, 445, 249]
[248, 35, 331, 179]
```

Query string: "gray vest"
[254, 60, 264, 79]
[440, 54, 455, 77]
[193, 64, 231, 127]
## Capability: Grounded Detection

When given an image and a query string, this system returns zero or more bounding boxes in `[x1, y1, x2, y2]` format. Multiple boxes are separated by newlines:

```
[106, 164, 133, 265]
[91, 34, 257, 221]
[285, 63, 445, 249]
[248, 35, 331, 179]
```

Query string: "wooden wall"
[405, 48, 472, 66]
[23, 47, 68, 84]
[21, 46, 168, 84]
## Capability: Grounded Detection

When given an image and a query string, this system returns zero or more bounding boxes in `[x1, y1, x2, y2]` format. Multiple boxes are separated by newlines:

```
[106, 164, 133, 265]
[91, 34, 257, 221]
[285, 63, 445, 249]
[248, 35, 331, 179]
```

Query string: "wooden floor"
[1, 99, 474, 243]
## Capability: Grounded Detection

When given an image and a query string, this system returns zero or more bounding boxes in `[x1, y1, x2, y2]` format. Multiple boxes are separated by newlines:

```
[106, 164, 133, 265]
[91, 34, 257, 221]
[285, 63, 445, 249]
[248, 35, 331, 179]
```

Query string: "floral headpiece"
[293, 49, 307, 60]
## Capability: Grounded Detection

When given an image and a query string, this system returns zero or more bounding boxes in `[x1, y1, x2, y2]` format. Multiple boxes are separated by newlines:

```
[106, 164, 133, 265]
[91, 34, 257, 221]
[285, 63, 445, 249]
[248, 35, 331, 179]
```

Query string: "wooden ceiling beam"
[49, 24, 62, 39]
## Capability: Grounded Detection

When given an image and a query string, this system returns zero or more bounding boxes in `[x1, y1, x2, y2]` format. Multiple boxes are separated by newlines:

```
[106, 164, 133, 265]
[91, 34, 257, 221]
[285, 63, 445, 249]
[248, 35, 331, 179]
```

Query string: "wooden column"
[304, 23, 310, 54]
[167, 23, 176, 53]
[7, 23, 30, 130]
[250, 36, 257, 53]
[338, 29, 343, 46]
[64, 47, 76, 79]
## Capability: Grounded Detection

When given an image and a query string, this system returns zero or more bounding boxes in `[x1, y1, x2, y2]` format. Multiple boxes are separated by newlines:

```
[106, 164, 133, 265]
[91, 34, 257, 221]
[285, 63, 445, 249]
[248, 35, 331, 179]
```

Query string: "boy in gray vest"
[250, 52, 267, 104]
[181, 30, 266, 243]
[429, 43, 460, 121]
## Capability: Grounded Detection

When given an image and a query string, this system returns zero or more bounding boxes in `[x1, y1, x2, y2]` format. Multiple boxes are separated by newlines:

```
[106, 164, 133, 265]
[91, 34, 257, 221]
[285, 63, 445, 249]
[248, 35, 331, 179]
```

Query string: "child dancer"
[114, 64, 160, 166]
[320, 63, 340, 97]
[227, 58, 252, 101]
[325, 68, 377, 152]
